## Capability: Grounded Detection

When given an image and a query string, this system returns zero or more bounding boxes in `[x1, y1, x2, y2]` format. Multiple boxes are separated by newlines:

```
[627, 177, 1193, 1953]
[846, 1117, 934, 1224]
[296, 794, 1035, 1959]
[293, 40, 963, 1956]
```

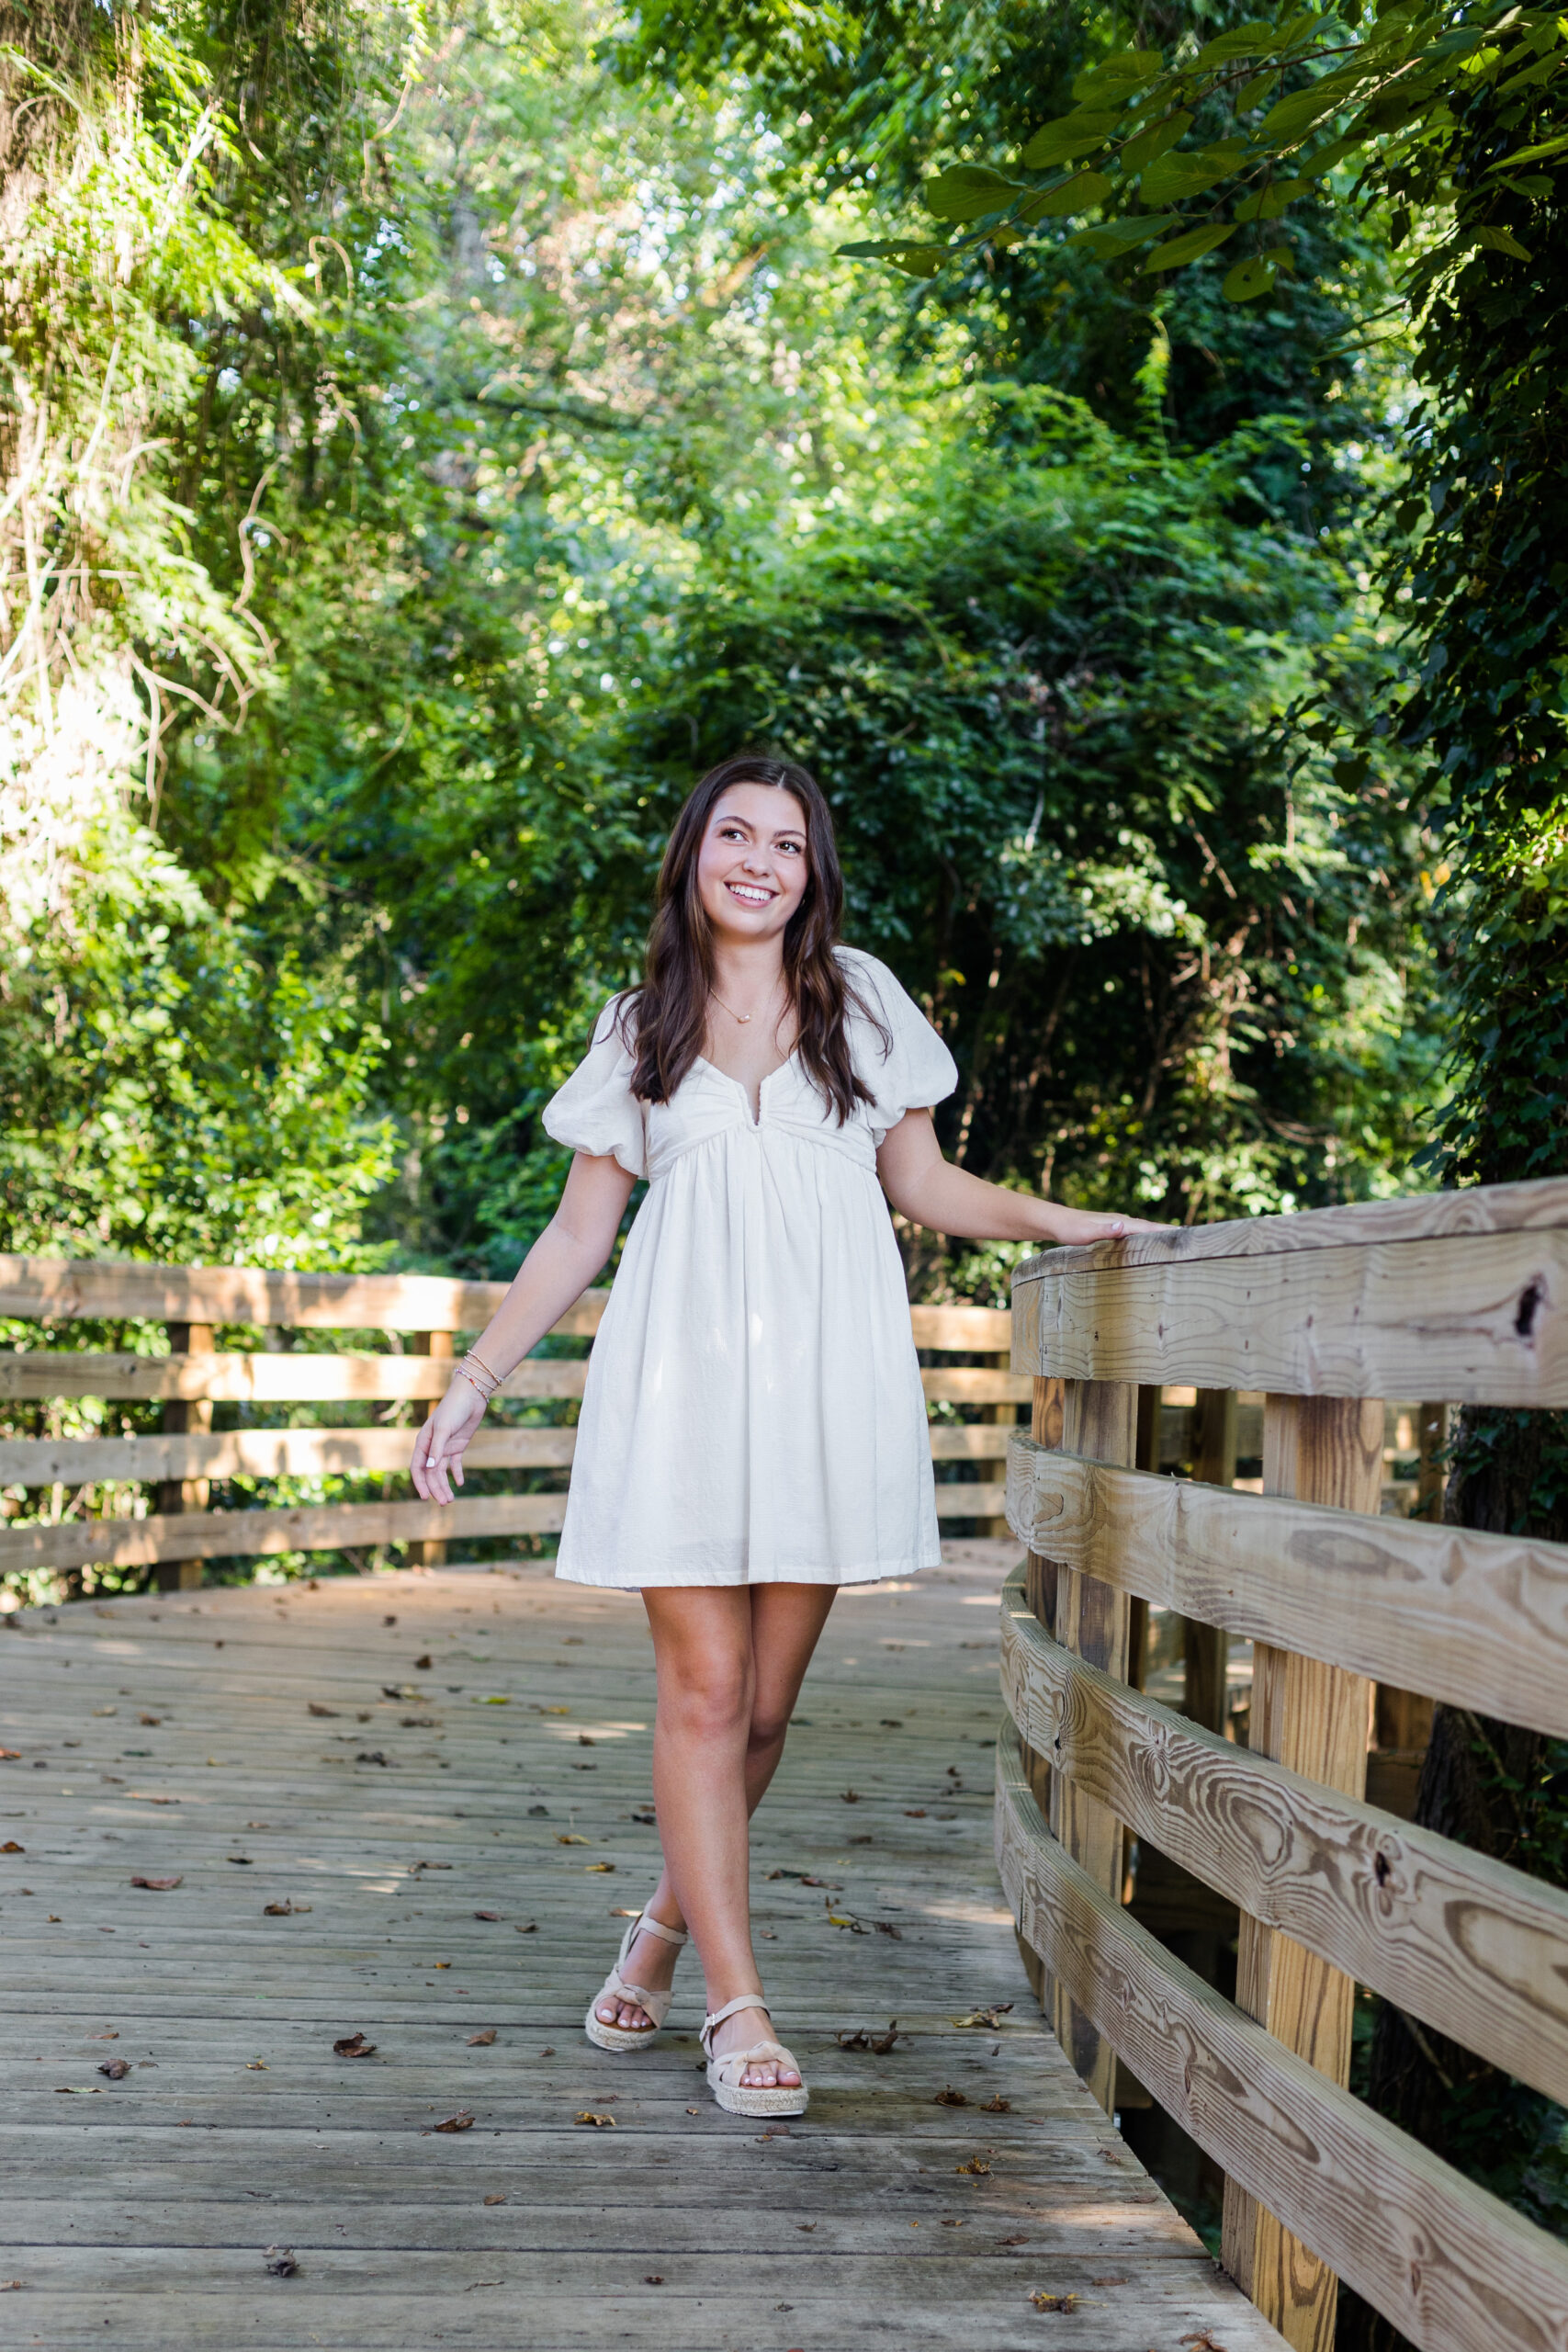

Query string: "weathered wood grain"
[995, 1729, 1568, 2352]
[1043, 1380, 1136, 2111]
[922, 1366, 1032, 1405]
[998, 1569, 1568, 2109]
[1014, 1174, 1568, 1281]
[1011, 1227, 1568, 1406]
[0, 1351, 592, 1403]
[0, 1493, 568, 1572]
[0, 1425, 581, 1485]
[0, 1564, 1274, 2352]
[1004, 1436, 1568, 1736]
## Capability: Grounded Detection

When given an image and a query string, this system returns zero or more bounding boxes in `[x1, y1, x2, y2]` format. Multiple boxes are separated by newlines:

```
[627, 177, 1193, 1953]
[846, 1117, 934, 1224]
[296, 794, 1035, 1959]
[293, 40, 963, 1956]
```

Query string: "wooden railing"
[996, 1179, 1568, 2352]
[0, 1256, 1019, 1589]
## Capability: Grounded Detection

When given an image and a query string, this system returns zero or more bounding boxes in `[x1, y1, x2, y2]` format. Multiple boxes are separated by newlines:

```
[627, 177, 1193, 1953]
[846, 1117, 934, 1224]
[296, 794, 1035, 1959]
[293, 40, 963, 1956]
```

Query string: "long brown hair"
[619, 753, 889, 1121]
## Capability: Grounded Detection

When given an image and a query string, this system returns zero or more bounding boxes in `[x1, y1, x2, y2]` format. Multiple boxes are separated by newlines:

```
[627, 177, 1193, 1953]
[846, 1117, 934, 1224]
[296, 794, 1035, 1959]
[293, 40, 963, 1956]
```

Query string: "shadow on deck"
[1, 1551, 1281, 2350]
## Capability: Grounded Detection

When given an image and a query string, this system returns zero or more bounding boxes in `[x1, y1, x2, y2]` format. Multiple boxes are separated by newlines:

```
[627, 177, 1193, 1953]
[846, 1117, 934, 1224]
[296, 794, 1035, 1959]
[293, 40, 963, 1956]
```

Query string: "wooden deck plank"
[0, 1559, 1281, 2351]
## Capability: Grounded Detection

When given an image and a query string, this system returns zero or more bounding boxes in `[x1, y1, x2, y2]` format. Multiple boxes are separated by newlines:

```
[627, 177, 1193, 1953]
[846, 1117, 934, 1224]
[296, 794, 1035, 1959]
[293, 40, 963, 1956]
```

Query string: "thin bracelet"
[466, 1347, 503, 1387]
[451, 1357, 498, 1404]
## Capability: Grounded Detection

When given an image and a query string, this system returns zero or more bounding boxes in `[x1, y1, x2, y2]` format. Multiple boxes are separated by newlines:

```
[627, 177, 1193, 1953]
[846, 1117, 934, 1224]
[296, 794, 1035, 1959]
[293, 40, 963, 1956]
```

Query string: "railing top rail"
[1014, 1176, 1568, 1284]
[0, 1256, 1010, 1351]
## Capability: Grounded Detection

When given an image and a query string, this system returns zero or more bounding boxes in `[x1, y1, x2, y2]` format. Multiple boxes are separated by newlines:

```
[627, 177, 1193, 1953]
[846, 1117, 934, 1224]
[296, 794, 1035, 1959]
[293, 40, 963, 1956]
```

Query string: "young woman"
[412, 753, 1156, 2119]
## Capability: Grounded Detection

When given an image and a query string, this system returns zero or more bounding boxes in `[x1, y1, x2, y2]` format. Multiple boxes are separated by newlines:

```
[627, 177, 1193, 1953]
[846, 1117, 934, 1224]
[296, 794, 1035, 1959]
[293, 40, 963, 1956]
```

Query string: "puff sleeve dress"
[541, 946, 959, 1589]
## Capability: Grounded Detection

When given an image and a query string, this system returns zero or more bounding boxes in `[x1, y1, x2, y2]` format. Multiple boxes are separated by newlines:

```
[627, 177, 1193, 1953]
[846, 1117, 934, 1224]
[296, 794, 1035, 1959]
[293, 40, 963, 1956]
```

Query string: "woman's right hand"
[412, 1379, 489, 1506]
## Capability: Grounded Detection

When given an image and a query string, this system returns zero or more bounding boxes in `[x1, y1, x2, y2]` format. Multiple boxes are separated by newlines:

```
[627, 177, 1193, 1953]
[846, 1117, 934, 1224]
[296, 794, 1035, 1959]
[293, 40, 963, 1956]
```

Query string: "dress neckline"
[695, 1049, 799, 1128]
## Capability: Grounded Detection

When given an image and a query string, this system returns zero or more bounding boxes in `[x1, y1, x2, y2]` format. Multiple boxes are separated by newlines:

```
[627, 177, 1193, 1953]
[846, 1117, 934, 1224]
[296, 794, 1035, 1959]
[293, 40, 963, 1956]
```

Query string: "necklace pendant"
[738, 1013, 750, 1023]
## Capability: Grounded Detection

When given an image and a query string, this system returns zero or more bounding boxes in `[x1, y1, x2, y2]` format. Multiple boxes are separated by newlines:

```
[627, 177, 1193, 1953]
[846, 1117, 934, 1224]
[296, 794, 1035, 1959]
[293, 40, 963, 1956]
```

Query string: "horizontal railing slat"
[0, 1353, 592, 1404]
[1011, 1229, 1568, 1406]
[921, 1367, 1031, 1405]
[0, 1428, 578, 1484]
[0, 1495, 565, 1574]
[1015, 1175, 1568, 1281]
[1005, 1434, 1568, 1737]
[1000, 1569, 1568, 2109]
[0, 1258, 591, 1334]
[994, 1726, 1568, 2352]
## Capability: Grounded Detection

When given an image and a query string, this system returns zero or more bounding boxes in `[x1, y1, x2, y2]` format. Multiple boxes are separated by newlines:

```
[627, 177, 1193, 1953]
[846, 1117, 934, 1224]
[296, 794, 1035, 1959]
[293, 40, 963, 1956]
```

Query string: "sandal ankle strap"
[633, 1910, 689, 1950]
[701, 1993, 771, 2052]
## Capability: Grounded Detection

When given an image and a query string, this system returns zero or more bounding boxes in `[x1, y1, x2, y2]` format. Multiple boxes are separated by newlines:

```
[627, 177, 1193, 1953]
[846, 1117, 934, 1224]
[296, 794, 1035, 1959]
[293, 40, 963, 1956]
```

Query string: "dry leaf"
[941, 2219, 965, 2228]
[1181, 2335, 1227, 2350]
[578, 1733, 595, 1747]
[556, 1833, 590, 1846]
[433, 2110, 475, 2132]
[872, 2023, 903, 2054]
[585, 1861, 615, 1873]
[130, 1874, 181, 1890]
[139, 1714, 160, 1726]
[264, 1900, 310, 1916]
[980, 2095, 1012, 2114]
[1032, 2290, 1079, 2313]
[840, 1790, 861, 1803]
[483, 2194, 506, 2206]
[333, 2032, 377, 2059]
[434, 1961, 451, 1969]
[643, 2275, 664, 2285]
[575, 2110, 615, 2128]
[873, 1920, 903, 1939]
[514, 1922, 536, 1934]
[952, 2006, 1012, 2029]
[87, 2031, 118, 2041]
[96, 2059, 130, 2079]
[415, 1654, 433, 1668]
[955, 2156, 991, 2177]
[246, 2062, 267, 2071]
[0, 2278, 21, 2288]
[934, 2086, 969, 2107]
[401, 1714, 436, 1727]
[307, 1702, 340, 1717]
[468, 2030, 497, 2046]
[836, 2030, 869, 2050]
[409, 1860, 451, 1871]
[1, 1840, 23, 1853]
[383, 1614, 397, 1626]
[473, 1909, 500, 1921]
[0, 1748, 19, 1760]
[264, 2246, 299, 2277]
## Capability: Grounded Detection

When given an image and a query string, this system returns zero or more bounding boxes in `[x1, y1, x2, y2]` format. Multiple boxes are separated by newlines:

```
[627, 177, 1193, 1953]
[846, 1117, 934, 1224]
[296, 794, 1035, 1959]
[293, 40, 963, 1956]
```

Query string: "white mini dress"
[542, 946, 959, 1589]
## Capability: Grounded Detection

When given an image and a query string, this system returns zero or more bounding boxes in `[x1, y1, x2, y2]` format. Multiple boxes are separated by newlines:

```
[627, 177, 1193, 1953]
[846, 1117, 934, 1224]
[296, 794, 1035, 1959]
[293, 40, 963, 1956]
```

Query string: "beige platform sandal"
[700, 1993, 809, 2118]
[583, 1910, 689, 2053]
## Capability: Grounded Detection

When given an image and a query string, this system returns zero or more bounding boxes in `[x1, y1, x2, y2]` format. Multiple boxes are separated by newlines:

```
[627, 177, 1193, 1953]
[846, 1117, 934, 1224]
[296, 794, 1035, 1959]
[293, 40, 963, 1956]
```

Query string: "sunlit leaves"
[1021, 108, 1124, 168]
[1144, 222, 1237, 271]
[1120, 110, 1193, 173]
[921, 164, 1025, 220]
[1222, 245, 1296, 299]
[1019, 173, 1114, 220]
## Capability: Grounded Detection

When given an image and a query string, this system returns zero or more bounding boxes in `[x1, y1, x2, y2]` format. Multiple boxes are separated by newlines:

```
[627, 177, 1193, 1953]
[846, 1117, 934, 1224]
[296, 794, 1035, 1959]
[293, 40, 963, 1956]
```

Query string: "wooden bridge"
[3, 1179, 1568, 2351]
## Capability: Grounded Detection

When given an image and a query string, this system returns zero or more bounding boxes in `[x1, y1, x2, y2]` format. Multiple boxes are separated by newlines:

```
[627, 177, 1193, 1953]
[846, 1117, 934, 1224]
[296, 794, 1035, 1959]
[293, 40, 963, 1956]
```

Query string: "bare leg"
[595, 1582, 836, 2088]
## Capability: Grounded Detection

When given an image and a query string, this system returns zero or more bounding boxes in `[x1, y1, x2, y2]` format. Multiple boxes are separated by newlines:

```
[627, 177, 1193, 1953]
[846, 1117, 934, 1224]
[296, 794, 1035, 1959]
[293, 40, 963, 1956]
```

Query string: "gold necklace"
[709, 978, 779, 1027]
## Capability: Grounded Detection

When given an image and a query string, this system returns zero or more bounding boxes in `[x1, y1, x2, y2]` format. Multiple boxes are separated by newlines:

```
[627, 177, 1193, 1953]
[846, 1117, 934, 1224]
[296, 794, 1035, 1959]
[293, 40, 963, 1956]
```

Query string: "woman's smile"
[726, 879, 776, 908]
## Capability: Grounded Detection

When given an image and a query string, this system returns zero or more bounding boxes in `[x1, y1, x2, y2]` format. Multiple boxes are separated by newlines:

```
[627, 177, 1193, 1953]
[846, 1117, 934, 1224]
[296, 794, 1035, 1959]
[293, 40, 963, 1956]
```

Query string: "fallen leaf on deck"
[934, 2086, 969, 2107]
[333, 2033, 377, 2058]
[93, 1706, 117, 1716]
[575, 2110, 615, 2127]
[383, 1614, 397, 1625]
[434, 1961, 451, 1969]
[837, 2030, 870, 2050]
[840, 1790, 861, 1803]
[1181, 2335, 1227, 2350]
[468, 2030, 497, 2046]
[556, 1833, 590, 1845]
[874, 1920, 903, 1939]
[355, 1750, 391, 1766]
[538, 1704, 570, 1715]
[799, 1875, 840, 1889]
[955, 2156, 991, 2176]
[409, 1860, 451, 1871]
[88, 2031, 118, 2041]
[952, 2006, 1012, 2029]
[479, 1695, 510, 1706]
[942, 2219, 965, 2228]
[307, 1702, 339, 1717]
[433, 2110, 475, 2132]
[643, 2274, 664, 2285]
[130, 1874, 181, 1890]
[473, 1909, 501, 1921]
[55, 2086, 101, 2095]
[246, 2062, 267, 2071]
[880, 1717, 903, 1726]
[872, 2023, 902, 2053]
[0, 1748, 19, 1760]
[980, 2095, 1012, 2114]
[578, 1733, 595, 1747]
[264, 1900, 310, 1915]
[402, 1714, 436, 1727]
[826, 1912, 865, 1932]
[483, 2193, 507, 2205]
[1090, 2277, 1128, 2287]
[265, 2245, 299, 2276]
[0, 2278, 21, 2288]
[585, 1861, 615, 1873]
[0, 1838, 23, 1851]
[227, 1856, 253, 1866]
[1031, 2290, 1079, 2313]
[997, 2234, 1029, 2246]
[139, 1714, 160, 1726]
[96, 2059, 130, 2079]
[515, 1922, 536, 1933]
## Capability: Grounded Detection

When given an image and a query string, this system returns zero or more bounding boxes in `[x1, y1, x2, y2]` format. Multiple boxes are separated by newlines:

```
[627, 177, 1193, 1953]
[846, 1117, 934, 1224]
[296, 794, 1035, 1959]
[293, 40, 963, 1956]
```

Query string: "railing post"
[1220, 1394, 1381, 2352]
[1043, 1376, 1137, 2111]
[410, 1331, 453, 1567]
[1183, 1387, 1235, 1733]
[155, 1322, 213, 1594]
[1017, 1374, 1065, 2012]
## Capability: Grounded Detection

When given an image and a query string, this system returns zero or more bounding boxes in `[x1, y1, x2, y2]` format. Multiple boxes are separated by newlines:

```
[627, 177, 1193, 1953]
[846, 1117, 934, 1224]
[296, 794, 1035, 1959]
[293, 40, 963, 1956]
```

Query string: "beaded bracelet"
[452, 1350, 502, 1404]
